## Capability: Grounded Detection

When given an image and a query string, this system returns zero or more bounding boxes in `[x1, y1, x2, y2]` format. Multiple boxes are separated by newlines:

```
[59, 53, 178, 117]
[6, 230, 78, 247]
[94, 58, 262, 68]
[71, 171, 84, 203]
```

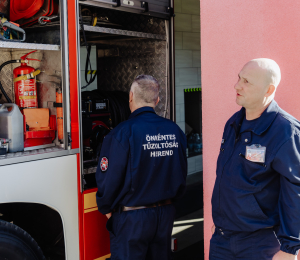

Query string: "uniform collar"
[230, 100, 279, 136]
[129, 106, 156, 119]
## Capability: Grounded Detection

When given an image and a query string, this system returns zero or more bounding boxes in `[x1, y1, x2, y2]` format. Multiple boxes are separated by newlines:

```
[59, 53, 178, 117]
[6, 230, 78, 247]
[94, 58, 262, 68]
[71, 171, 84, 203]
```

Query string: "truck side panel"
[0, 155, 80, 260]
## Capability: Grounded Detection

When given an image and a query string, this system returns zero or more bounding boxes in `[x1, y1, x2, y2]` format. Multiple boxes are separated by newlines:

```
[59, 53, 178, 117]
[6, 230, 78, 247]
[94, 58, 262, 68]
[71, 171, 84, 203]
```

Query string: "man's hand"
[272, 250, 297, 260]
[211, 224, 215, 234]
[106, 212, 112, 219]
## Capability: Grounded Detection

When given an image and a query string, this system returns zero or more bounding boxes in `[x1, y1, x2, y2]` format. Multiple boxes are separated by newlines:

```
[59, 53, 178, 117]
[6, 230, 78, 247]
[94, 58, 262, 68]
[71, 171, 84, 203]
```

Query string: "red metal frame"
[68, 0, 80, 150]
[82, 188, 111, 260]
[67, 1, 111, 259]
[67, 0, 82, 258]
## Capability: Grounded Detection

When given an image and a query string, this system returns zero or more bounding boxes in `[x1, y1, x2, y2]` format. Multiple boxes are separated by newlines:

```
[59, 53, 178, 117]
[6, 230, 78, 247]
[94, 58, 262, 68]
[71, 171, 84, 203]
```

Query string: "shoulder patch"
[100, 157, 109, 172]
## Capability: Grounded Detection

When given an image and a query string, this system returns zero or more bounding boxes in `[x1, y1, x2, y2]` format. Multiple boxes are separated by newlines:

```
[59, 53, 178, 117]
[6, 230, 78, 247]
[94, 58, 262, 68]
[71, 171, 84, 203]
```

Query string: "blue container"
[194, 133, 202, 153]
[188, 134, 194, 152]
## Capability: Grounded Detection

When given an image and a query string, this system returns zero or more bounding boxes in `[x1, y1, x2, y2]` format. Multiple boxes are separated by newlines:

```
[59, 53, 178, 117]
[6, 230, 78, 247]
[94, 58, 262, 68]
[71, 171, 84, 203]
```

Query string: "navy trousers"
[209, 227, 280, 260]
[106, 204, 176, 260]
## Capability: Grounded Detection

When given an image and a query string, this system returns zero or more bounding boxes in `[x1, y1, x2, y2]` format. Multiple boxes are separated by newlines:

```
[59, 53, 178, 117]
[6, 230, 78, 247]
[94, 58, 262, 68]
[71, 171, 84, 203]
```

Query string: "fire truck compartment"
[79, 5, 173, 190]
[78, 4, 174, 257]
[0, 48, 71, 165]
[0, 0, 79, 166]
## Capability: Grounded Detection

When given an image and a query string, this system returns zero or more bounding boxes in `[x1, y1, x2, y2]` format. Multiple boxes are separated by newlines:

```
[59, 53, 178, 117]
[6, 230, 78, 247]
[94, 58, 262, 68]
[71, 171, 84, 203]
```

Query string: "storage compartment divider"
[83, 25, 166, 40]
[0, 42, 60, 51]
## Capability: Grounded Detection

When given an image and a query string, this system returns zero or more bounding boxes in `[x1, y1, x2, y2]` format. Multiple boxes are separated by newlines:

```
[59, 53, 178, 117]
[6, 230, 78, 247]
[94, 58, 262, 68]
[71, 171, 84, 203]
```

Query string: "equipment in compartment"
[23, 108, 56, 149]
[80, 6, 169, 118]
[38, 14, 59, 26]
[0, 103, 24, 153]
[81, 94, 111, 162]
[81, 45, 97, 90]
[82, 90, 130, 128]
[14, 51, 40, 108]
[56, 89, 63, 142]
[0, 13, 26, 42]
[0, 50, 40, 105]
[79, 5, 170, 190]
[10, 0, 59, 27]
[0, 49, 62, 152]
[10, 0, 44, 21]
[81, 91, 131, 189]
[82, 97, 109, 114]
[0, 138, 11, 155]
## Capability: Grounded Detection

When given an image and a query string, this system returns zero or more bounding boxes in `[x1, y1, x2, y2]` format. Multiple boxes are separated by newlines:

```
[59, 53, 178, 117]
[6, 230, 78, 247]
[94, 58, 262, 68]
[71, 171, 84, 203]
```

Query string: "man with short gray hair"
[96, 75, 187, 259]
[210, 59, 300, 260]
[131, 74, 160, 106]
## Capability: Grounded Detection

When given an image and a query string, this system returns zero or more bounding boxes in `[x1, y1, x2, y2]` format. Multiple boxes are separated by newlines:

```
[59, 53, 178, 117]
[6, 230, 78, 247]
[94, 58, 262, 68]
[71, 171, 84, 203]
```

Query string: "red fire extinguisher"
[13, 50, 40, 109]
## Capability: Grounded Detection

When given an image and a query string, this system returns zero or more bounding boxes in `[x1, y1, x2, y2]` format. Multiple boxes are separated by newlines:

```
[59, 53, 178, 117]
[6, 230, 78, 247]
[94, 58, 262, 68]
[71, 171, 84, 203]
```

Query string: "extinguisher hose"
[0, 59, 20, 103]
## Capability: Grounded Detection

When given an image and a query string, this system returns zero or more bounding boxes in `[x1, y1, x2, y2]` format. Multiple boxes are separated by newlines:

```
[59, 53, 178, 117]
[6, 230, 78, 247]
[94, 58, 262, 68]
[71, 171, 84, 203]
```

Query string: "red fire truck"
[0, 0, 175, 259]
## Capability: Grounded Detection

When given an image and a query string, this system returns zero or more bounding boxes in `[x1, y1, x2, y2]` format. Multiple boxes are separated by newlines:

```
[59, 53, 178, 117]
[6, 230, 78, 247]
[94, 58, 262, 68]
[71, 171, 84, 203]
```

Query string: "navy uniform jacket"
[96, 107, 187, 215]
[212, 100, 300, 255]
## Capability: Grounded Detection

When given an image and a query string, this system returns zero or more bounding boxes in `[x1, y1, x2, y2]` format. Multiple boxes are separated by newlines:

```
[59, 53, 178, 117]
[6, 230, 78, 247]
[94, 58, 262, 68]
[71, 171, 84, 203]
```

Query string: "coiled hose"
[0, 60, 20, 103]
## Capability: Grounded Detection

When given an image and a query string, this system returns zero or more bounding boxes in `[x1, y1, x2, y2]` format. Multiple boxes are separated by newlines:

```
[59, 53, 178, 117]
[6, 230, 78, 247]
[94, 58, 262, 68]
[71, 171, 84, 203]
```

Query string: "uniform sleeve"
[95, 134, 129, 215]
[272, 135, 300, 255]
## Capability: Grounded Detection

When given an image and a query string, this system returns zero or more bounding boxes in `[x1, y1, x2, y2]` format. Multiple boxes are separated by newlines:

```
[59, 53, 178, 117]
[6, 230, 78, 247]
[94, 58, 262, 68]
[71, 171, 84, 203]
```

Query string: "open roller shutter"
[79, 0, 173, 19]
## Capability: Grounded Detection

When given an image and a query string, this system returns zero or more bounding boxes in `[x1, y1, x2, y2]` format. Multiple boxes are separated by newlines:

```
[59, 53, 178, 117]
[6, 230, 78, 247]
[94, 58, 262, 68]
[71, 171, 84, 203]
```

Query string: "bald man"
[210, 59, 300, 260]
[96, 75, 187, 259]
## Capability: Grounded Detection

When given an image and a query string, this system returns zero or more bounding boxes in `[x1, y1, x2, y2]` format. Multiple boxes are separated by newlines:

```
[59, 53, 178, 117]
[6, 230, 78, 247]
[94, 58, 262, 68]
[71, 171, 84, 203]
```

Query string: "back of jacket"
[96, 107, 187, 214]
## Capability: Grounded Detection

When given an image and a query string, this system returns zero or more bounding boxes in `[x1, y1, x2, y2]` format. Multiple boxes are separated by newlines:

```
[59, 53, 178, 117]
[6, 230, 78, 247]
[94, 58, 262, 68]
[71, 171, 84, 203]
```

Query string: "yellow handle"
[14, 70, 41, 83]
[93, 17, 97, 26]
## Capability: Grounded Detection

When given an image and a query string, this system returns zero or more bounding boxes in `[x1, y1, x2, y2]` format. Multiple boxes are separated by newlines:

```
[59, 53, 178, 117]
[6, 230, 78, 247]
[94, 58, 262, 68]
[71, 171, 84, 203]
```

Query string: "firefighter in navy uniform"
[210, 59, 300, 260]
[96, 75, 187, 260]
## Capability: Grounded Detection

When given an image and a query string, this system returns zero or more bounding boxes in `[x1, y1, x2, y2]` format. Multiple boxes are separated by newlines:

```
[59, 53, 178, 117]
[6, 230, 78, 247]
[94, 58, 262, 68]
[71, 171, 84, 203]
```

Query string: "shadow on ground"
[173, 241, 204, 260]
[172, 172, 204, 260]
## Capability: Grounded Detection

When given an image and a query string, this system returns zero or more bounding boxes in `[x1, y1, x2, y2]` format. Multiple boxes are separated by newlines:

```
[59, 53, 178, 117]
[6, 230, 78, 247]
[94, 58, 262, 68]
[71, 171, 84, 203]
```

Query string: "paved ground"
[173, 241, 204, 260]
[172, 209, 204, 260]
[172, 171, 204, 260]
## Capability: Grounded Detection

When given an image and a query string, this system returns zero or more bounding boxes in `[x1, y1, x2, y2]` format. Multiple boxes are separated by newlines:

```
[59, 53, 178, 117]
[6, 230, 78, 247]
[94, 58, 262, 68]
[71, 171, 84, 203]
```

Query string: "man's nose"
[234, 81, 241, 90]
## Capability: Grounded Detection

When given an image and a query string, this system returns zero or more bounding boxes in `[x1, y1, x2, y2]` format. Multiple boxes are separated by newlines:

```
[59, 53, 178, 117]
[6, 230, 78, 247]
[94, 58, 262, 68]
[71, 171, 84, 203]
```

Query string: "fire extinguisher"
[13, 50, 41, 108]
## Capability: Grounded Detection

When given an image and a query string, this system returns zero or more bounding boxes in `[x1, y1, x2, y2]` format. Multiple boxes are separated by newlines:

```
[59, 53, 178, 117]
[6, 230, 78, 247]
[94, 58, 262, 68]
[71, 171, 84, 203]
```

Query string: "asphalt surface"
[172, 172, 204, 260]
[173, 241, 204, 260]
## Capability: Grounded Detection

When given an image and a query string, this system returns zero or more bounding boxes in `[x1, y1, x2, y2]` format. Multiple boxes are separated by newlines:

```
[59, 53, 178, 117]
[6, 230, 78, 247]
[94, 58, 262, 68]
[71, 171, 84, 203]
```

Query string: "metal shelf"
[83, 166, 97, 175]
[83, 25, 166, 41]
[0, 147, 79, 166]
[0, 41, 60, 51]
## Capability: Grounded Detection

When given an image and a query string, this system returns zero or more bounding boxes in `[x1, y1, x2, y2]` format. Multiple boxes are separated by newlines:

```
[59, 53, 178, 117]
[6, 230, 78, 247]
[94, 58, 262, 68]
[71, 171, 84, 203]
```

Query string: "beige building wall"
[174, 0, 202, 175]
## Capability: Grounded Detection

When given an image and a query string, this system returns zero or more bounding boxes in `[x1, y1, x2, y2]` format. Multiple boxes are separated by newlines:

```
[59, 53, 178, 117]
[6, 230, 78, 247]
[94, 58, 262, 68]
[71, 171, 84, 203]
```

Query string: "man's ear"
[129, 91, 134, 102]
[265, 85, 276, 97]
[155, 96, 160, 106]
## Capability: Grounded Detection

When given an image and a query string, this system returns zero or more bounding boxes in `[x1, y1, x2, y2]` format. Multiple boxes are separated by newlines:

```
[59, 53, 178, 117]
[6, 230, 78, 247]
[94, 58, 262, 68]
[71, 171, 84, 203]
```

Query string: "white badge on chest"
[245, 144, 266, 163]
